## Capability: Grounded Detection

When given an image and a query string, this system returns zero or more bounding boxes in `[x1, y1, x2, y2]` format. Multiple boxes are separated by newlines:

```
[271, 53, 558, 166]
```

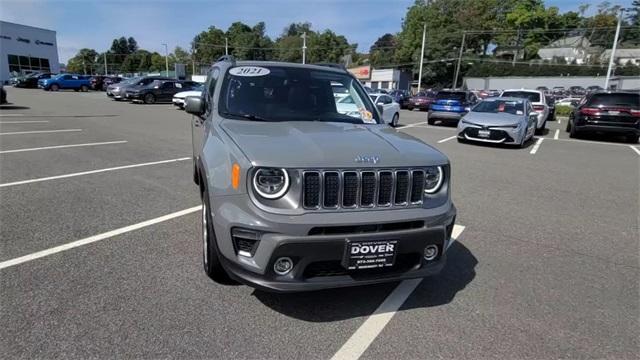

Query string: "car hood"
[220, 120, 448, 168]
[462, 111, 524, 126]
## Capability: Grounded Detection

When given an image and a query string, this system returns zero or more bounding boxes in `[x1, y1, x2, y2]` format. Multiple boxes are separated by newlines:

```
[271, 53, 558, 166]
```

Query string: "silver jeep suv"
[186, 57, 457, 292]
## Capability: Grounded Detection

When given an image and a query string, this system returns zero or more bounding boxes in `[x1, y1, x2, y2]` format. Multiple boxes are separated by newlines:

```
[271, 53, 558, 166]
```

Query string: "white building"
[347, 65, 411, 91]
[537, 36, 593, 64]
[0, 21, 60, 83]
[600, 49, 640, 66]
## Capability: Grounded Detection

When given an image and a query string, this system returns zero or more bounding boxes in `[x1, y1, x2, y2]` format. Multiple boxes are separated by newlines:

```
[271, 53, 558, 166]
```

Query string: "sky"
[0, 0, 634, 63]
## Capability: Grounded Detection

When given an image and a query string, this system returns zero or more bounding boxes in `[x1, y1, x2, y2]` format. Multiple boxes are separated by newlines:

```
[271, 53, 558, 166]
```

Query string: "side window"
[383, 96, 392, 104]
[62, 75, 72, 80]
[161, 81, 174, 89]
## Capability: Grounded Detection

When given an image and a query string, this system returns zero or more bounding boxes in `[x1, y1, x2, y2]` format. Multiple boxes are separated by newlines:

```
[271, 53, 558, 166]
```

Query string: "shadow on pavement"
[253, 241, 477, 322]
[0, 105, 30, 110]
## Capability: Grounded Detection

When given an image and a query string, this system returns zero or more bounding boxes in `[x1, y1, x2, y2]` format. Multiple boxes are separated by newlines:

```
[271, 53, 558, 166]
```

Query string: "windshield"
[122, 77, 141, 85]
[436, 91, 466, 101]
[501, 91, 541, 102]
[219, 65, 380, 124]
[473, 99, 525, 115]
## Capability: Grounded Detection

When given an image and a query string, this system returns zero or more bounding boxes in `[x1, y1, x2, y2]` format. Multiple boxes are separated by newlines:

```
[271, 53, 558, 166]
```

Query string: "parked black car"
[388, 89, 411, 109]
[14, 72, 54, 88]
[127, 80, 199, 104]
[566, 91, 640, 143]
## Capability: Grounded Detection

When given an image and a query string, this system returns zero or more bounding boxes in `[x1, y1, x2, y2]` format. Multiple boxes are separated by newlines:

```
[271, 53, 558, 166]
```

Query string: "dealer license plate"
[343, 239, 398, 270]
[478, 129, 491, 138]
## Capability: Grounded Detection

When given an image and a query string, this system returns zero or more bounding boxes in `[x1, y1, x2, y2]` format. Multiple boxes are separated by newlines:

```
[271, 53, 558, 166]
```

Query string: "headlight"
[424, 166, 444, 194]
[253, 168, 289, 199]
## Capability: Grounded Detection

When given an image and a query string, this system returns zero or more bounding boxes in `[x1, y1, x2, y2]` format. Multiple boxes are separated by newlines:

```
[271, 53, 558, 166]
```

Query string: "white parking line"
[397, 121, 429, 129]
[0, 114, 24, 117]
[437, 135, 457, 143]
[0, 140, 127, 154]
[331, 225, 465, 360]
[553, 129, 559, 140]
[630, 146, 640, 156]
[0, 129, 82, 136]
[0, 120, 49, 124]
[0, 206, 202, 270]
[530, 138, 544, 155]
[0, 157, 190, 188]
[557, 118, 561, 124]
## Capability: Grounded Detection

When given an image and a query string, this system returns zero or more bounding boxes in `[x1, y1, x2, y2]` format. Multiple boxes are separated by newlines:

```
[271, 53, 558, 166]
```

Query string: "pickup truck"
[39, 74, 91, 91]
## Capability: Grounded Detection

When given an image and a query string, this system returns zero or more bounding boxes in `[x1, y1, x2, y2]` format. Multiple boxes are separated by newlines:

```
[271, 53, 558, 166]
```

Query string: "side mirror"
[185, 96, 205, 116]
[376, 103, 384, 114]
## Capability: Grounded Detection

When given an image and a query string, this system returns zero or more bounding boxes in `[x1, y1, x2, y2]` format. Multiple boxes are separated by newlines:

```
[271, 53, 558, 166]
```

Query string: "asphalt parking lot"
[1, 87, 638, 359]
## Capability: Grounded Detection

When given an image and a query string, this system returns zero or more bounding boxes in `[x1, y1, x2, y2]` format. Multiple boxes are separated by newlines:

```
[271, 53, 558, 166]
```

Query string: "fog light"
[273, 257, 293, 275]
[424, 245, 439, 261]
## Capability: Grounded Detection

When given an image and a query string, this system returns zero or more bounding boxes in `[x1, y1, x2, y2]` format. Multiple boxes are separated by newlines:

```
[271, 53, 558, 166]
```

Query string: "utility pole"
[103, 53, 108, 75]
[162, 43, 169, 77]
[605, 8, 624, 89]
[225, 37, 229, 56]
[453, 31, 466, 89]
[191, 46, 196, 76]
[301, 32, 307, 64]
[82, 60, 86, 75]
[512, 28, 521, 66]
[417, 23, 426, 93]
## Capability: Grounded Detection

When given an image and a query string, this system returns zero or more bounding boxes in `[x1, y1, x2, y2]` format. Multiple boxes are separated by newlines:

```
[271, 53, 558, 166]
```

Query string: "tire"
[565, 121, 571, 133]
[50, 84, 59, 91]
[193, 159, 200, 185]
[391, 113, 399, 127]
[201, 184, 234, 284]
[569, 123, 579, 138]
[427, 117, 435, 125]
[626, 134, 639, 144]
[80, 85, 88, 92]
[143, 93, 156, 104]
[535, 120, 546, 135]
[73, 89, 79, 92]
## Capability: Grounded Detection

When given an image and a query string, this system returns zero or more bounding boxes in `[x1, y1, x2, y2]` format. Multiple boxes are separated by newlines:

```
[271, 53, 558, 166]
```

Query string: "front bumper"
[209, 194, 457, 292]
[173, 98, 185, 107]
[457, 122, 522, 144]
[428, 111, 466, 122]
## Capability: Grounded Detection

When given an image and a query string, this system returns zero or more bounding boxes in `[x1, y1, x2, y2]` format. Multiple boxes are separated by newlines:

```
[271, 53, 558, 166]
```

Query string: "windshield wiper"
[221, 112, 271, 122]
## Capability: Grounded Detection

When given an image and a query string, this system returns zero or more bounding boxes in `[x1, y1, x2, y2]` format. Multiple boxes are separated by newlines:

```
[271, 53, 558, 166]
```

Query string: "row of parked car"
[384, 87, 638, 145]
[10, 72, 126, 92]
[105, 76, 202, 104]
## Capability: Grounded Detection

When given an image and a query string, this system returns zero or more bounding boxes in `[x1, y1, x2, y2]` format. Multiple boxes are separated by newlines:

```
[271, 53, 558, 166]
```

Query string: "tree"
[192, 26, 226, 66]
[369, 34, 397, 67]
[66, 48, 98, 74]
[127, 37, 138, 53]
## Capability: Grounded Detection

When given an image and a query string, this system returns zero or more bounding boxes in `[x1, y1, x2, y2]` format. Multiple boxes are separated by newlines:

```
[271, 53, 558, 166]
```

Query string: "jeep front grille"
[302, 169, 426, 210]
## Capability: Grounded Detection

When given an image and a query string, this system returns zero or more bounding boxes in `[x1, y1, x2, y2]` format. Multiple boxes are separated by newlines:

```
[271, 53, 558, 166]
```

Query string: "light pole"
[162, 43, 169, 77]
[301, 32, 307, 64]
[225, 37, 229, 56]
[605, 8, 625, 89]
[417, 23, 426, 93]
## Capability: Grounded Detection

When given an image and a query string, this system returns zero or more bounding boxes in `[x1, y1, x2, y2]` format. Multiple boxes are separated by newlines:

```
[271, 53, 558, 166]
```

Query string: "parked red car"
[407, 91, 437, 111]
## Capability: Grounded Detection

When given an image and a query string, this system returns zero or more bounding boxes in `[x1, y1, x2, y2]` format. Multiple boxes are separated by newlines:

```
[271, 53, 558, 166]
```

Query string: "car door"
[60, 74, 72, 88]
[381, 95, 394, 123]
[158, 81, 175, 102]
[192, 67, 219, 161]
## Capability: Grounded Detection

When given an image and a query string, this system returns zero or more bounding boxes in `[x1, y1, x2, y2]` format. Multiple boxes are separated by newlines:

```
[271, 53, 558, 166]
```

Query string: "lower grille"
[303, 254, 422, 279]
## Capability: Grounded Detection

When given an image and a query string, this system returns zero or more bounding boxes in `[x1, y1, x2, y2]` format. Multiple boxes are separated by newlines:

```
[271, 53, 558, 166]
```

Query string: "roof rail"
[313, 63, 347, 71]
[216, 55, 236, 64]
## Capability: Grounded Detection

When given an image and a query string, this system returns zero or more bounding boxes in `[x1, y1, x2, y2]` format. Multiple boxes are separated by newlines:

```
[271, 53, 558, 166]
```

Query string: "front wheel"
[143, 93, 156, 104]
[50, 84, 59, 91]
[80, 85, 88, 92]
[391, 113, 399, 127]
[201, 186, 234, 284]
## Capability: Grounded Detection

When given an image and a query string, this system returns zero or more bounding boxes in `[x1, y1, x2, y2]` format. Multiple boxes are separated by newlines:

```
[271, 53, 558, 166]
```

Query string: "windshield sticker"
[229, 66, 270, 77]
[516, 110, 524, 115]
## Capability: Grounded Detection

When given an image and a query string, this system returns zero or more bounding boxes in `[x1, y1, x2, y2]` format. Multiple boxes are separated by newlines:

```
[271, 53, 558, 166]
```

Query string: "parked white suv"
[500, 89, 549, 134]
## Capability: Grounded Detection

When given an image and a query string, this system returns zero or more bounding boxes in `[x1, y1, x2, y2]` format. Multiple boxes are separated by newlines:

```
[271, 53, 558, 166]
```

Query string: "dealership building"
[0, 21, 60, 83]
